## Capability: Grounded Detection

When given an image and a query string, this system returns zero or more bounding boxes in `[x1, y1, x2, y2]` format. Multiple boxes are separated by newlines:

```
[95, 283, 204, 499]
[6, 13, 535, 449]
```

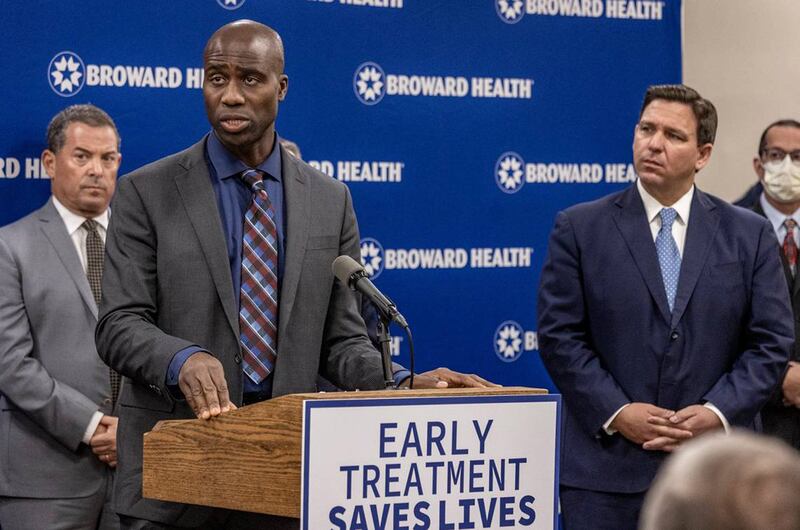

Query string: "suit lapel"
[278, 151, 310, 344]
[670, 189, 719, 327]
[173, 142, 239, 338]
[38, 199, 97, 317]
[612, 186, 672, 324]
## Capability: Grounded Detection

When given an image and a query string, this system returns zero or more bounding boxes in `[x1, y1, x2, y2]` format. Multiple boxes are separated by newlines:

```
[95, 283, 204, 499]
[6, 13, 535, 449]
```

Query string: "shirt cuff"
[603, 403, 630, 435]
[166, 346, 207, 398]
[82, 411, 104, 445]
[393, 369, 412, 388]
[703, 402, 731, 433]
[167, 346, 206, 386]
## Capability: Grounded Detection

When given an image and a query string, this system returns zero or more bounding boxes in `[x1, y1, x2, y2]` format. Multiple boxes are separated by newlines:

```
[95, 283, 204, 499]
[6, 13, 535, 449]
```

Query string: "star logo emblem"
[48, 51, 85, 97]
[496, 0, 525, 23]
[495, 152, 526, 193]
[494, 321, 524, 362]
[353, 62, 386, 105]
[217, 0, 246, 9]
[360, 238, 385, 279]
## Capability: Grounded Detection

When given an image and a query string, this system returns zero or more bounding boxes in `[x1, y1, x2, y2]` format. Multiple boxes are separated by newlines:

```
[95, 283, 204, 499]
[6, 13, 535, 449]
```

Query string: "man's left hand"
[643, 404, 722, 451]
[402, 367, 499, 389]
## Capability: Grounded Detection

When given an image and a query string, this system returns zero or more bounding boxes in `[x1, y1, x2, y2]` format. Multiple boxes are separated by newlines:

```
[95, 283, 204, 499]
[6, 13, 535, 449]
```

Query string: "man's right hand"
[90, 415, 118, 468]
[609, 402, 693, 450]
[178, 352, 236, 420]
[782, 361, 800, 407]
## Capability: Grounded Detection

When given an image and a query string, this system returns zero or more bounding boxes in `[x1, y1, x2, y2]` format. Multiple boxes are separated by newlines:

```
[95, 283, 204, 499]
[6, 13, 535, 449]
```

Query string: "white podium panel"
[302, 394, 561, 530]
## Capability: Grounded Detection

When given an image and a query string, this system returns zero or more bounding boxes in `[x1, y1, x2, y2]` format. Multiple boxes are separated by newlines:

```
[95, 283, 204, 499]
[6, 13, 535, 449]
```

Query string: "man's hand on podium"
[179, 352, 238, 420]
[400, 367, 500, 389]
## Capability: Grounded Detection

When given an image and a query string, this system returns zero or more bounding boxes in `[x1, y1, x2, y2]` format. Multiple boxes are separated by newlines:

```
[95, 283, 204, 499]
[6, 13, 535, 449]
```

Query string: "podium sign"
[302, 394, 561, 530]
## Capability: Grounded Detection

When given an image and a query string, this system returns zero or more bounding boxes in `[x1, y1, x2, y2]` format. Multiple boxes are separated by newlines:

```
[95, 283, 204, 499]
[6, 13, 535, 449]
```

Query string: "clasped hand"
[609, 402, 722, 452]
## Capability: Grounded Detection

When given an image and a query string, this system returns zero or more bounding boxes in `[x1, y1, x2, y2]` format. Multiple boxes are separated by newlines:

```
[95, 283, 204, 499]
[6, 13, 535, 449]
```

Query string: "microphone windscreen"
[332, 255, 364, 285]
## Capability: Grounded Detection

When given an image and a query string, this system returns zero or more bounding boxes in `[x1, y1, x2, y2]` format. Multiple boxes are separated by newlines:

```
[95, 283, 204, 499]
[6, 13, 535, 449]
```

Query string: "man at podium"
[96, 19, 490, 530]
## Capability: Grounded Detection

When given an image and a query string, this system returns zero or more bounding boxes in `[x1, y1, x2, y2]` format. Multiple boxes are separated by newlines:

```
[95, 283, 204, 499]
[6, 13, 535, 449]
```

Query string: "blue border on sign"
[301, 393, 562, 530]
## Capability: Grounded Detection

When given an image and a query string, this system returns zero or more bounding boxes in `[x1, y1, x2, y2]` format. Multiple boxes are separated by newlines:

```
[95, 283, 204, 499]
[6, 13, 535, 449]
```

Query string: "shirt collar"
[759, 192, 800, 234]
[206, 130, 283, 183]
[51, 196, 109, 235]
[636, 179, 694, 226]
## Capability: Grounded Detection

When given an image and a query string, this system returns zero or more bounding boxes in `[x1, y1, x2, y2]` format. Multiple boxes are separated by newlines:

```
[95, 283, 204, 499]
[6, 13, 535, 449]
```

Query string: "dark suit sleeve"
[537, 211, 630, 435]
[702, 220, 794, 425]
[318, 186, 384, 391]
[96, 176, 195, 395]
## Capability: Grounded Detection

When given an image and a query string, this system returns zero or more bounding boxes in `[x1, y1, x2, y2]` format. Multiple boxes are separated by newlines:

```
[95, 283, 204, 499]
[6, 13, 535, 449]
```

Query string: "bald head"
[204, 19, 285, 72]
[202, 19, 289, 167]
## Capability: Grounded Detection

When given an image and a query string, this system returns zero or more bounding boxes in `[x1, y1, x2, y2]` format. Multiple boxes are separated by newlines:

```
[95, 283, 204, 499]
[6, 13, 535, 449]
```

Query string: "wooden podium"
[142, 386, 546, 518]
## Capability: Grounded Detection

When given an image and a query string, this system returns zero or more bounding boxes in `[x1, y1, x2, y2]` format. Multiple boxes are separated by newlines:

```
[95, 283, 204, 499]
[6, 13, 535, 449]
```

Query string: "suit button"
[234, 354, 242, 364]
[671, 331, 679, 341]
[103, 398, 112, 406]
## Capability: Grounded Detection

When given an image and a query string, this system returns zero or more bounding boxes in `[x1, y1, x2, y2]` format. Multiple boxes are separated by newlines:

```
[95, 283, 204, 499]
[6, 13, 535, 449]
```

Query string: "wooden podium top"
[143, 386, 545, 517]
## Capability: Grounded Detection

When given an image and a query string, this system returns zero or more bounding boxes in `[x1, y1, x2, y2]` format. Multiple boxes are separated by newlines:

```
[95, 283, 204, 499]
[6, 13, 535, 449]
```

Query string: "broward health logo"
[496, 0, 525, 23]
[494, 321, 538, 362]
[217, 0, 246, 9]
[494, 150, 638, 191]
[496, 152, 525, 193]
[360, 238, 385, 279]
[48, 51, 85, 96]
[354, 62, 533, 105]
[353, 62, 385, 105]
[495, 0, 665, 21]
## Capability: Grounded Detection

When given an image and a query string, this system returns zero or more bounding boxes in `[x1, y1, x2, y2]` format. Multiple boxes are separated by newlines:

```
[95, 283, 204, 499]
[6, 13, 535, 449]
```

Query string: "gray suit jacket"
[96, 139, 385, 525]
[0, 199, 112, 498]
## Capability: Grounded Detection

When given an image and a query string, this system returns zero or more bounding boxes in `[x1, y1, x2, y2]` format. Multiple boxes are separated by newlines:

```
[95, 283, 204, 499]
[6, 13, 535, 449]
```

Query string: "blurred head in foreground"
[640, 430, 800, 530]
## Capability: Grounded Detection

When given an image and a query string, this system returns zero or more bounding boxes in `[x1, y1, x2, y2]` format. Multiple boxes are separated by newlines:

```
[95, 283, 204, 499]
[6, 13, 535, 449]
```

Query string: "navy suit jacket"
[537, 184, 794, 493]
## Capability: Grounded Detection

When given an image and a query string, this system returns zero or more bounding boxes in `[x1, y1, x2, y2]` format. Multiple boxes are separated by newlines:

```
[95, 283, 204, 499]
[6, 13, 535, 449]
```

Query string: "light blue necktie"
[656, 207, 681, 312]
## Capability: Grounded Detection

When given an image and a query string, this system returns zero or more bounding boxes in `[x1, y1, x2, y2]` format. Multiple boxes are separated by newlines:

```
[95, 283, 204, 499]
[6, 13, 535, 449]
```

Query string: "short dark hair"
[639, 84, 717, 146]
[46, 104, 120, 153]
[757, 119, 800, 154]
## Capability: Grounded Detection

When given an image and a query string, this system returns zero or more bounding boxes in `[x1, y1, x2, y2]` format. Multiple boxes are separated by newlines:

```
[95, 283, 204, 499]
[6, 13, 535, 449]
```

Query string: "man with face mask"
[753, 119, 800, 449]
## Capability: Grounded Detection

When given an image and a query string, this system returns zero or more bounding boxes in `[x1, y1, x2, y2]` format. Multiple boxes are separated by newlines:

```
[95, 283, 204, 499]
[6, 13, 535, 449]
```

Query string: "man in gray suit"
[0, 104, 121, 529]
[96, 20, 489, 529]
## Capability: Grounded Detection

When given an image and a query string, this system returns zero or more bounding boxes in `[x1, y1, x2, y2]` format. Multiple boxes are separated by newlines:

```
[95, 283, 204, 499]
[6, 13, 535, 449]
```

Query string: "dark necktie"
[783, 218, 798, 277]
[82, 219, 120, 405]
[239, 169, 279, 384]
[656, 208, 681, 312]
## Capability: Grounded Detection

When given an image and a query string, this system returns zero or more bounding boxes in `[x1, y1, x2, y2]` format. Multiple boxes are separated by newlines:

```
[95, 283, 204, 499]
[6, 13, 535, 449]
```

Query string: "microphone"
[332, 255, 409, 329]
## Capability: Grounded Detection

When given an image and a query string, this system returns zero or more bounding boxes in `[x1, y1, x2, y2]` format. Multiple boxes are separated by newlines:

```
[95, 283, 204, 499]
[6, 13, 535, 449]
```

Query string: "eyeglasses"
[762, 148, 800, 166]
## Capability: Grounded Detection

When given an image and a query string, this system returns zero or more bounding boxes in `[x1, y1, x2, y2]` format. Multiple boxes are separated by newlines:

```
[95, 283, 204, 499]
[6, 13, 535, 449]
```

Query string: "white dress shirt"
[52, 196, 109, 444]
[759, 192, 800, 244]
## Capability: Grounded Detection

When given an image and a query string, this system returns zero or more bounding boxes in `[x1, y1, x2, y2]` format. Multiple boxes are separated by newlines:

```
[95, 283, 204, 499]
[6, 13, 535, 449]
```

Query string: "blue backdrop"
[0, 0, 681, 391]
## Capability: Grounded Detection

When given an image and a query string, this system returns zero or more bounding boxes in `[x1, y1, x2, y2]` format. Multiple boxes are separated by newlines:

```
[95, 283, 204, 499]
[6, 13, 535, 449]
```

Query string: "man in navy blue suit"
[537, 84, 794, 530]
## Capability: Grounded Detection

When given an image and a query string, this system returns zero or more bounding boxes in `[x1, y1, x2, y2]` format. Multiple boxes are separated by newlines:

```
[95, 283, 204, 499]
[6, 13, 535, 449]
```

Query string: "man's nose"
[648, 131, 665, 151]
[221, 81, 245, 106]
[87, 156, 103, 176]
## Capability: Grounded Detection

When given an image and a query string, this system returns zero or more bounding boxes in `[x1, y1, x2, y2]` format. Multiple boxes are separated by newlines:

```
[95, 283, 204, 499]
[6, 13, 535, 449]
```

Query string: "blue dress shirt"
[166, 132, 409, 396]
[167, 131, 285, 396]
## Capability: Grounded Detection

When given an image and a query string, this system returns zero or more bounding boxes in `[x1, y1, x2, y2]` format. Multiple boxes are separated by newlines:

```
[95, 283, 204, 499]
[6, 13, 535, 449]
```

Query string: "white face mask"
[763, 156, 800, 203]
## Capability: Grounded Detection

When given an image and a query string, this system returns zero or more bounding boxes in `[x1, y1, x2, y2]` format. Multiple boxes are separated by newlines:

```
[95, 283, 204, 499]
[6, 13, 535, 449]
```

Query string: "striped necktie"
[783, 218, 798, 277]
[82, 219, 120, 405]
[239, 169, 278, 384]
